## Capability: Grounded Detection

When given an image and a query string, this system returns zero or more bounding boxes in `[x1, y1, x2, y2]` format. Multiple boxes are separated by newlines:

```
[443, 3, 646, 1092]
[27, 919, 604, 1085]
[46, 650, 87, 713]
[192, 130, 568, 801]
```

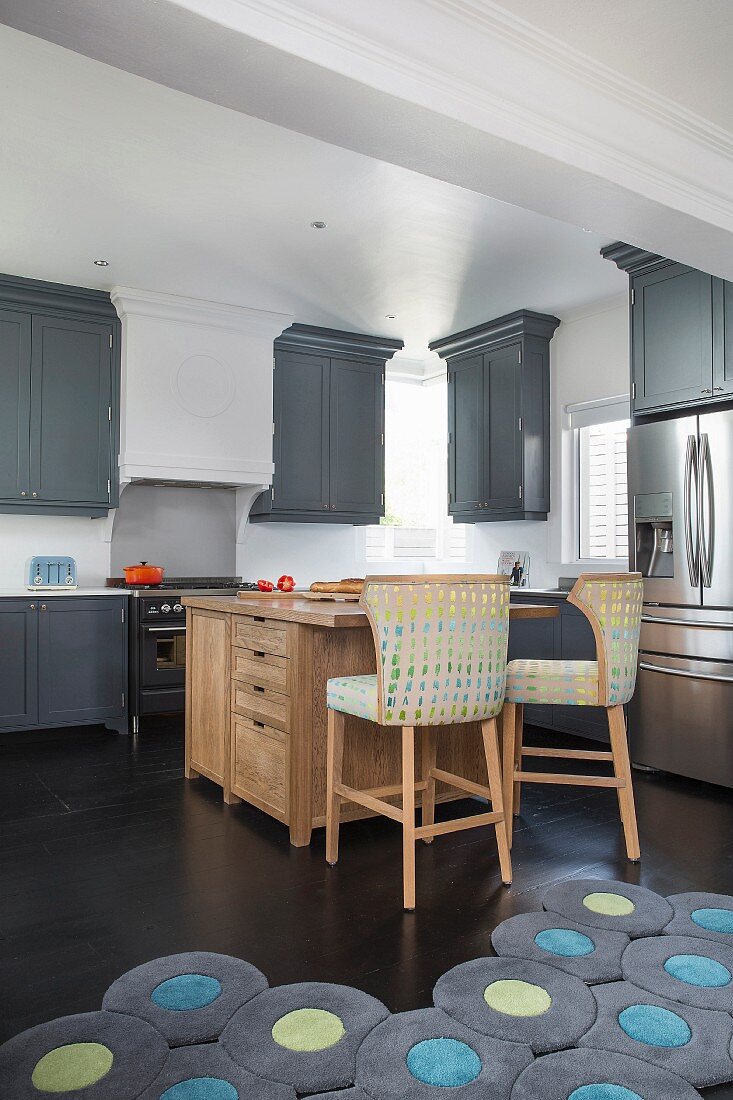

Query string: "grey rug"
[622, 935, 733, 1011]
[509, 1047, 703, 1100]
[578, 979, 733, 1088]
[0, 1010, 168, 1100]
[543, 878, 674, 938]
[102, 952, 268, 1047]
[433, 956, 596, 1054]
[665, 892, 733, 943]
[220, 981, 389, 1095]
[137, 1041, 296, 1100]
[355, 1007, 533, 1100]
[491, 910, 630, 984]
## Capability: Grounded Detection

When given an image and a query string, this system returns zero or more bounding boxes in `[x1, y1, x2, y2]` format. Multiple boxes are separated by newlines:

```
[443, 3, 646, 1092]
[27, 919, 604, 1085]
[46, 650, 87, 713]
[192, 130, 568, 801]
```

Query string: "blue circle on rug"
[535, 929, 595, 958]
[568, 1088, 642, 1100]
[151, 975, 223, 1011]
[691, 908, 733, 934]
[406, 1038, 482, 1087]
[618, 1005, 691, 1048]
[160, 1079, 238, 1100]
[664, 953, 731, 988]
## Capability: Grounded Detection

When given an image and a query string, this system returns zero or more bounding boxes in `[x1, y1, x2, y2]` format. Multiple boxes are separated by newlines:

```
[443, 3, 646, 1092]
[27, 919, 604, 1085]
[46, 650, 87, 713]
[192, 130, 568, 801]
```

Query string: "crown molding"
[430, 309, 561, 359]
[600, 242, 671, 275]
[276, 323, 403, 363]
[0, 271, 118, 320]
[111, 285, 293, 339]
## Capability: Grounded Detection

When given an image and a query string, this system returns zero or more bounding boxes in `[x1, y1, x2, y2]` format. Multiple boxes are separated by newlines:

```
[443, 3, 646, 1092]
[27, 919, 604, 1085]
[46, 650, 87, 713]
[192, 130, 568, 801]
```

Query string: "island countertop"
[181, 592, 560, 626]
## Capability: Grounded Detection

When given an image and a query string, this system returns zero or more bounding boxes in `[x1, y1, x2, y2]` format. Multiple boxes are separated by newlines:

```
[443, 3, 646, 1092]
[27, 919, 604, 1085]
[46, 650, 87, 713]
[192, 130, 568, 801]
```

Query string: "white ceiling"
[0, 24, 625, 357]
[500, 0, 733, 132]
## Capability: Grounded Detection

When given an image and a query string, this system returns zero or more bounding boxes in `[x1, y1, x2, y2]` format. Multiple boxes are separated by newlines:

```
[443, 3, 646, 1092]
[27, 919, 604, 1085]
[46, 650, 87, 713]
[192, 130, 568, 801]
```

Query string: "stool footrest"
[334, 782, 404, 823]
[415, 810, 503, 839]
[514, 770, 624, 788]
[430, 767, 493, 801]
[521, 746, 613, 762]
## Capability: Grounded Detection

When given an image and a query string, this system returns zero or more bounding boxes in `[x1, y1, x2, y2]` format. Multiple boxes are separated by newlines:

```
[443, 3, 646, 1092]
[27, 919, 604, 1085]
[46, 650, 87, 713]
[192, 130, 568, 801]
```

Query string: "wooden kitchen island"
[182, 593, 558, 846]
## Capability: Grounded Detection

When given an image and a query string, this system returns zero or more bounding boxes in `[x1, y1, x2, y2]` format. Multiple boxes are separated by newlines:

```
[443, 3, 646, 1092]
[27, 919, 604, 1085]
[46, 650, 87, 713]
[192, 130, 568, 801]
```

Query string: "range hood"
[111, 286, 293, 490]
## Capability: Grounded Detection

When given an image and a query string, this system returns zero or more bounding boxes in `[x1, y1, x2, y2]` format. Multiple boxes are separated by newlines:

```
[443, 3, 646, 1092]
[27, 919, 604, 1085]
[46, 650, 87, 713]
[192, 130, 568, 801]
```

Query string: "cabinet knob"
[41, 604, 47, 611]
[714, 387, 724, 393]
[31, 491, 38, 498]
[331, 504, 336, 510]
[701, 388, 712, 395]
[322, 504, 328, 510]
[20, 491, 27, 497]
[29, 604, 36, 610]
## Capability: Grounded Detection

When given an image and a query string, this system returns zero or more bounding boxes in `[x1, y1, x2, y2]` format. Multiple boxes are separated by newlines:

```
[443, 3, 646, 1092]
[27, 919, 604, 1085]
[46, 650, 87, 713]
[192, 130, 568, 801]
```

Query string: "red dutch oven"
[123, 561, 164, 585]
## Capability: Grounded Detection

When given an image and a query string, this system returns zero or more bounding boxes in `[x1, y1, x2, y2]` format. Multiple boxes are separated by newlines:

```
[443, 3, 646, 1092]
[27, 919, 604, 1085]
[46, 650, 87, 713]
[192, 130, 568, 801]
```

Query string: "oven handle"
[641, 615, 733, 629]
[143, 625, 187, 632]
[639, 661, 733, 685]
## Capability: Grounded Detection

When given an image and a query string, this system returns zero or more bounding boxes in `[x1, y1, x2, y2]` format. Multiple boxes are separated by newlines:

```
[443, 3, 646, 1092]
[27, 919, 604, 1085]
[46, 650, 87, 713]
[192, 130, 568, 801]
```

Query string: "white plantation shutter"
[578, 418, 629, 561]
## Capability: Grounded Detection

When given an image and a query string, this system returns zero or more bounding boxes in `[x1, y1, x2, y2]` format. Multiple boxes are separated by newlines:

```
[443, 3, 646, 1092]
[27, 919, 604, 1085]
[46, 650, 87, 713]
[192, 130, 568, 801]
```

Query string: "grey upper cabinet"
[432, 310, 559, 522]
[251, 324, 402, 524]
[0, 273, 120, 516]
[602, 243, 733, 417]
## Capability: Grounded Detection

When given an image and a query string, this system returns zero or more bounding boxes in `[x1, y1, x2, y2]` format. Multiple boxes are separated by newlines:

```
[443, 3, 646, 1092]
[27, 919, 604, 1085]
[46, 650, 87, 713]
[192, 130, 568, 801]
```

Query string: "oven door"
[140, 622, 187, 689]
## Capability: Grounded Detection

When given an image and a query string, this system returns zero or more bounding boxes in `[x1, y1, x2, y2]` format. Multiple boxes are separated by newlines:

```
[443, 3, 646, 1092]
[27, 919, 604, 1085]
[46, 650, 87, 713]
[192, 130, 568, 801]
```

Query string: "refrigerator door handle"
[699, 432, 713, 588]
[639, 660, 733, 685]
[683, 434, 699, 587]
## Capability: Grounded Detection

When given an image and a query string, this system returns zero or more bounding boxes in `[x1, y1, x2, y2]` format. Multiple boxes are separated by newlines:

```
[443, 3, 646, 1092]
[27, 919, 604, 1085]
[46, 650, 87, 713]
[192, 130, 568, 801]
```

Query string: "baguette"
[309, 578, 364, 594]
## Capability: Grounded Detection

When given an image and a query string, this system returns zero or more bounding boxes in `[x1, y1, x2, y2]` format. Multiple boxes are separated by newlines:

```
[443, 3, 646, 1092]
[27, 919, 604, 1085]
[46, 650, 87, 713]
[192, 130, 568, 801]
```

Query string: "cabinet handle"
[714, 387, 724, 393]
[701, 388, 712, 395]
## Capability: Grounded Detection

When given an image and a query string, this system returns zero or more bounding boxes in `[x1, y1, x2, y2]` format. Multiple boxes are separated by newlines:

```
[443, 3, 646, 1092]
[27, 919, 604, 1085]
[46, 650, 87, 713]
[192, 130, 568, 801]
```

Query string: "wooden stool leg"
[482, 718, 512, 885]
[326, 708, 345, 865]
[513, 703, 524, 816]
[501, 702, 516, 847]
[421, 728, 437, 844]
[402, 726, 416, 910]
[608, 705, 641, 862]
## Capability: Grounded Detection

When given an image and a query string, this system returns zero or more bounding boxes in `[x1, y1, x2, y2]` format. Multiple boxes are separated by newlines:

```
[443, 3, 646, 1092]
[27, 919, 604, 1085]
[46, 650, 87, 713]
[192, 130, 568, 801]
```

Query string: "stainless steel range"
[107, 577, 257, 733]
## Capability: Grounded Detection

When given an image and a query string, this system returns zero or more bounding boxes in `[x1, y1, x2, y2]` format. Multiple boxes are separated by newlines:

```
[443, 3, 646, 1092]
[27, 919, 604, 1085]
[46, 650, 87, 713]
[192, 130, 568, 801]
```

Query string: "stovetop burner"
[107, 576, 259, 591]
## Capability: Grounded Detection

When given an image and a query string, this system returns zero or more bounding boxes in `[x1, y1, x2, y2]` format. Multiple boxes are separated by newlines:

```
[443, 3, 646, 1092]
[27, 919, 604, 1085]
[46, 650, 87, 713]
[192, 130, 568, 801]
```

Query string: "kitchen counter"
[0, 588, 129, 597]
[182, 592, 560, 845]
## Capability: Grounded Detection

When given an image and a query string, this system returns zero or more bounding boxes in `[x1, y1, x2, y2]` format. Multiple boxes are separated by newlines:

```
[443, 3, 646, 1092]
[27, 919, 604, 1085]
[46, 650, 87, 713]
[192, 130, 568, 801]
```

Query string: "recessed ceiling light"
[310, 221, 327, 230]
[385, 314, 396, 319]
[93, 259, 110, 266]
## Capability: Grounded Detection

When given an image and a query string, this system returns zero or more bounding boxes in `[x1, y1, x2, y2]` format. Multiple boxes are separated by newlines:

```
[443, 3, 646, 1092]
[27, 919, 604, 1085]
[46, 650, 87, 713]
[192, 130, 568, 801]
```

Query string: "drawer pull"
[253, 616, 266, 623]
[253, 720, 264, 728]
[254, 650, 265, 657]
[253, 685, 265, 693]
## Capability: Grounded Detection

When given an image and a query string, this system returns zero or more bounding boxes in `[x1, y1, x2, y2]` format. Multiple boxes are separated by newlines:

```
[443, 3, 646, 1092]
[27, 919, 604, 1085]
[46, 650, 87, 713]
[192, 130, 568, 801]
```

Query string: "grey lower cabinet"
[431, 310, 560, 522]
[251, 324, 403, 524]
[602, 243, 733, 416]
[507, 594, 609, 744]
[0, 597, 128, 734]
[0, 273, 120, 517]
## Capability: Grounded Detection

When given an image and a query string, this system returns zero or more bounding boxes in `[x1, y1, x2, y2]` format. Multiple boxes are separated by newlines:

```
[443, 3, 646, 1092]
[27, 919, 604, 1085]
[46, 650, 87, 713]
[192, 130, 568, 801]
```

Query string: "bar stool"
[325, 575, 512, 910]
[502, 573, 643, 861]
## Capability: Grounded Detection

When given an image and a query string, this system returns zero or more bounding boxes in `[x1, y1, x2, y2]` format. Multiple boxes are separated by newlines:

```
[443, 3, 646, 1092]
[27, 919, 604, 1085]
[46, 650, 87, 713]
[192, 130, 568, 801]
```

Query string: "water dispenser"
[633, 492, 673, 578]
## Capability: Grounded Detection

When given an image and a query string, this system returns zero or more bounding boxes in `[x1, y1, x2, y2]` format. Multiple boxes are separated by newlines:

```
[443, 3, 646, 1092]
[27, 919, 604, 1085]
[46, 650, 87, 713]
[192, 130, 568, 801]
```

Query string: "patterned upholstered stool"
[326, 575, 512, 910]
[502, 573, 643, 862]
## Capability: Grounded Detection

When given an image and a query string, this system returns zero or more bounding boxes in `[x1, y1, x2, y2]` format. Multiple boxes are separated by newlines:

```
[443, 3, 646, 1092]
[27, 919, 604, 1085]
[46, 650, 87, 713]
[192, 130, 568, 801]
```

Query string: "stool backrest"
[361, 574, 511, 727]
[567, 573, 644, 706]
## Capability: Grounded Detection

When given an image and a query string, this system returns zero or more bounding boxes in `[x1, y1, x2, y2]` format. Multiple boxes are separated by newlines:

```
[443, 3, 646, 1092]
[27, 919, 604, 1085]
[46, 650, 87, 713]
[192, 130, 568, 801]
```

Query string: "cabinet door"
[506, 610, 555, 730]
[713, 279, 733, 398]
[30, 315, 113, 504]
[448, 352, 483, 516]
[554, 604, 609, 744]
[0, 600, 38, 729]
[38, 598, 126, 725]
[632, 265, 713, 412]
[329, 358, 384, 515]
[483, 344, 522, 510]
[0, 308, 31, 501]
[273, 350, 330, 513]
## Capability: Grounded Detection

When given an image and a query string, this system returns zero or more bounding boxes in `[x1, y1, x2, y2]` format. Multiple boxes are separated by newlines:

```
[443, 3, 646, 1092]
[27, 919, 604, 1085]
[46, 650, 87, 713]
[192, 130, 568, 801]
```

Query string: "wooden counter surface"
[181, 593, 560, 625]
[182, 594, 559, 847]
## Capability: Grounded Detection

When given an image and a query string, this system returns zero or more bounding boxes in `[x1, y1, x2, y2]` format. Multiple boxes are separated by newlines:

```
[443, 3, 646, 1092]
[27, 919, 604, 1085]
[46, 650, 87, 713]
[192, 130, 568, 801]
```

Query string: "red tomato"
[257, 579, 274, 592]
[277, 575, 295, 592]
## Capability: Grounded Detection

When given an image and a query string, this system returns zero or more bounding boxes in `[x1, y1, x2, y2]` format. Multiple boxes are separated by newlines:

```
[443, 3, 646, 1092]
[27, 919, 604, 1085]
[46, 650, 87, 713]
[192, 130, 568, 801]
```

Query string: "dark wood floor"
[2, 719, 733, 1095]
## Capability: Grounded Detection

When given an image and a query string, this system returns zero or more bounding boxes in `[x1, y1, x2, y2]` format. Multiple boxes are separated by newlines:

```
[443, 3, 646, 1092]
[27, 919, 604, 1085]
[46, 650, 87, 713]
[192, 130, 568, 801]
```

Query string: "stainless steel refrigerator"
[628, 410, 733, 787]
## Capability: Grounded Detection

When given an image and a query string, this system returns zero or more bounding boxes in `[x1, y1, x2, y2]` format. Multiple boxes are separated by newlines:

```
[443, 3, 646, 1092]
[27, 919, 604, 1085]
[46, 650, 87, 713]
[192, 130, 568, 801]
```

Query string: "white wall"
[0, 515, 110, 588]
[237, 295, 630, 588]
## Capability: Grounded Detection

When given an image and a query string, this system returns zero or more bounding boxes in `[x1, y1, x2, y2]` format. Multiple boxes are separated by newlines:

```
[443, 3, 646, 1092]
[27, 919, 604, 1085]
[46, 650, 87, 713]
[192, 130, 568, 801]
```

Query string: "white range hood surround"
[111, 286, 292, 492]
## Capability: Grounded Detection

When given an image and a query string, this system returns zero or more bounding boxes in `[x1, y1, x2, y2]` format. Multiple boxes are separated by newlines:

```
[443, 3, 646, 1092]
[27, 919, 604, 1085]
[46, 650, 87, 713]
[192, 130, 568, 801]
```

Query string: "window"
[569, 397, 630, 562]
[364, 378, 467, 562]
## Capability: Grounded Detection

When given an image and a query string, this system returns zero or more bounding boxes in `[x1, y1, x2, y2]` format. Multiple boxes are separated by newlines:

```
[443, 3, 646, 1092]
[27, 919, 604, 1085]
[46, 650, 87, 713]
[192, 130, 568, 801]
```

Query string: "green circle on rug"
[271, 1008, 345, 1052]
[483, 980, 551, 1017]
[31, 1043, 113, 1092]
[583, 893, 635, 917]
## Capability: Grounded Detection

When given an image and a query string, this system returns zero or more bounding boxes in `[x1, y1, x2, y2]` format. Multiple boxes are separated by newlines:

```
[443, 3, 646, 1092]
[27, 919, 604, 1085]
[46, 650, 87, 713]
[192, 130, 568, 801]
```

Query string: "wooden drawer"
[232, 647, 289, 694]
[232, 615, 289, 657]
[232, 681, 289, 732]
[231, 715, 288, 817]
